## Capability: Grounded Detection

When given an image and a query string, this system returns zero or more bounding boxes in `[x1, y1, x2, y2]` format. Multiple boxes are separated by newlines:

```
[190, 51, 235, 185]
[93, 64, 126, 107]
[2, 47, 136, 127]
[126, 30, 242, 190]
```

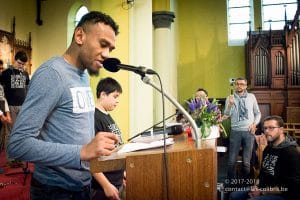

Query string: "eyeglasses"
[234, 83, 247, 86]
[263, 126, 281, 131]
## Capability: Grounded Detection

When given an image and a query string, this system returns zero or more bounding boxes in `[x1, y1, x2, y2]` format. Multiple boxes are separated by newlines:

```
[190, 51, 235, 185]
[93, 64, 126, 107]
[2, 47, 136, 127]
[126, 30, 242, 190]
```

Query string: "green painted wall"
[89, 0, 130, 141]
[153, 0, 170, 11]
[177, 0, 246, 102]
[254, 0, 262, 30]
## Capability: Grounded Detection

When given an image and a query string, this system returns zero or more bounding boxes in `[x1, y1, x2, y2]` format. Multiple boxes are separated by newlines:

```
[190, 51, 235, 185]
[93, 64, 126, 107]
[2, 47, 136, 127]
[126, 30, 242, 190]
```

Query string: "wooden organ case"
[245, 5, 300, 122]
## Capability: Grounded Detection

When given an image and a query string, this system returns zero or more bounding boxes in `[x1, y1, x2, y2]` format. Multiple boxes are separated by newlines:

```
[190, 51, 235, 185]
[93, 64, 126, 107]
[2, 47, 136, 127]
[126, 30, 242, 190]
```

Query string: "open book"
[117, 137, 174, 154]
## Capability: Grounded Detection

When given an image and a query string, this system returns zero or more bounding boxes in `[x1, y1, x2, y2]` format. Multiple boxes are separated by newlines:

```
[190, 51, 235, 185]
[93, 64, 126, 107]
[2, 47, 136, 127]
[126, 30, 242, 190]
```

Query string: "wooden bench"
[284, 123, 300, 129]
[284, 123, 300, 140]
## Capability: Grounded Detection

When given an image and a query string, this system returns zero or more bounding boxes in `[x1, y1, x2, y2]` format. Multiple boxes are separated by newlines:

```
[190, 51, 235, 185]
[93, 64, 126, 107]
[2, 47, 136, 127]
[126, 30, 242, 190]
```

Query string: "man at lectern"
[7, 11, 119, 199]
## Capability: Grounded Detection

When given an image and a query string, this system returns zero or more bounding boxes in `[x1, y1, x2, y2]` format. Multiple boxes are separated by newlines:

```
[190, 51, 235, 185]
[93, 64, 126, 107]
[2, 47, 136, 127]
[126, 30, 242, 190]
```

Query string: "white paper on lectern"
[117, 138, 174, 153]
[130, 134, 168, 143]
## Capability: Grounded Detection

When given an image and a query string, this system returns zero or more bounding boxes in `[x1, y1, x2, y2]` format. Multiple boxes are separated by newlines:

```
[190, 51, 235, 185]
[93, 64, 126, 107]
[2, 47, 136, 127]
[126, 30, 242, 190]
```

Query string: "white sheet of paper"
[130, 134, 168, 143]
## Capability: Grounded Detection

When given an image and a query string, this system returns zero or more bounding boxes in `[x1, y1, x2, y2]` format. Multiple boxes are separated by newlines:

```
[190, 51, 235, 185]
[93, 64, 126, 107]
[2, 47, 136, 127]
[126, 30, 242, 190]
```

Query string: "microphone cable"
[153, 73, 170, 200]
[127, 112, 177, 142]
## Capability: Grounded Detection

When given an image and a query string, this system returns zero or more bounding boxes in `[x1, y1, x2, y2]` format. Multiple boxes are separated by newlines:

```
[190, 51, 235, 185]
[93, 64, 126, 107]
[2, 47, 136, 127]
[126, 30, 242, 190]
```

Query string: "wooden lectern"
[90, 134, 217, 200]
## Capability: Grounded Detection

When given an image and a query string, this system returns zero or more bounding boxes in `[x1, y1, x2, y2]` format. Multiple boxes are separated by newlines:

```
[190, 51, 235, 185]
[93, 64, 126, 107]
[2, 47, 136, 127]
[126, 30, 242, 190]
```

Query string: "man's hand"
[228, 95, 235, 106]
[123, 171, 126, 187]
[103, 183, 121, 200]
[249, 123, 257, 134]
[5, 112, 12, 124]
[80, 132, 118, 161]
[2, 114, 12, 124]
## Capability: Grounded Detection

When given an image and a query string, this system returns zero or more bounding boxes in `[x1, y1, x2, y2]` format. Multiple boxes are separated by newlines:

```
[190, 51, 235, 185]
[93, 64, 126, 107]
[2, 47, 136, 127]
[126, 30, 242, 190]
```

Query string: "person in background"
[0, 51, 30, 167]
[91, 77, 124, 200]
[0, 59, 11, 172]
[195, 88, 208, 101]
[229, 115, 300, 200]
[0, 81, 11, 159]
[0, 89, 11, 133]
[0, 59, 12, 136]
[7, 11, 119, 199]
[177, 88, 209, 134]
[224, 77, 261, 182]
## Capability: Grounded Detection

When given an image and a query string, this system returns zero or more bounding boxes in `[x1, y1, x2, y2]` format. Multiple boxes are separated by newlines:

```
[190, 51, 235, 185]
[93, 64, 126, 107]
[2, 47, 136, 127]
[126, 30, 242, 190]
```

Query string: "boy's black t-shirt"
[92, 108, 124, 190]
[1, 67, 30, 106]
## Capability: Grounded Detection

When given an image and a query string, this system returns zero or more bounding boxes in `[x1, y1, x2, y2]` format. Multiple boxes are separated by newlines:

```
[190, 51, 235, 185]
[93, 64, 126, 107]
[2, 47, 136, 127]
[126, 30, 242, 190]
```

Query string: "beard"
[236, 89, 244, 94]
[87, 66, 100, 76]
[266, 134, 279, 144]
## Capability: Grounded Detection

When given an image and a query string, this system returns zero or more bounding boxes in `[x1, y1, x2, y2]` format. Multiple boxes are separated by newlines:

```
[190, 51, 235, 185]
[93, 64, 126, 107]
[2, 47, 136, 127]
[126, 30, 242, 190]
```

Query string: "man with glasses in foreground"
[229, 115, 300, 200]
[0, 51, 30, 167]
[224, 77, 261, 183]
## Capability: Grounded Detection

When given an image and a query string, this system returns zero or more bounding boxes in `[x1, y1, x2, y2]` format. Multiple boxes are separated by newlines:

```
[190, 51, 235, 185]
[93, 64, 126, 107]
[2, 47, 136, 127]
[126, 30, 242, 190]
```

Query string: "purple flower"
[185, 97, 227, 138]
[207, 103, 218, 113]
[187, 99, 196, 111]
[195, 99, 203, 109]
[187, 99, 202, 112]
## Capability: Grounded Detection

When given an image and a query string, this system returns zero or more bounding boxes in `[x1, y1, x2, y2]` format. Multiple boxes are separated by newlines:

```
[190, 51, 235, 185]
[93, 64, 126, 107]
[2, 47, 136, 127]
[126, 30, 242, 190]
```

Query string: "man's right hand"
[80, 132, 118, 161]
[228, 95, 235, 106]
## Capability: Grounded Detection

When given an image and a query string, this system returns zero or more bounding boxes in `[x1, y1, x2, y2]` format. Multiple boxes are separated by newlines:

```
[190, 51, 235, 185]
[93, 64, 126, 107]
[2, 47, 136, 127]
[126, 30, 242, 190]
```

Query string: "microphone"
[103, 58, 157, 76]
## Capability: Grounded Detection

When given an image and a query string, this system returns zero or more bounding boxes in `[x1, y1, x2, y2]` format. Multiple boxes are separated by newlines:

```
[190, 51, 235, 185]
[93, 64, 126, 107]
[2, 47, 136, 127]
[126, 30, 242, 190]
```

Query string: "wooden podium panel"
[126, 148, 216, 200]
[90, 135, 217, 200]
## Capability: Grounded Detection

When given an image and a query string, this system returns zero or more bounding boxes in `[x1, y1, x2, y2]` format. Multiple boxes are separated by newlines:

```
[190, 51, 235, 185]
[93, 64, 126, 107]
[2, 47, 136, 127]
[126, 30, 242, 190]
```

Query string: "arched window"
[67, 5, 89, 46]
[75, 6, 89, 26]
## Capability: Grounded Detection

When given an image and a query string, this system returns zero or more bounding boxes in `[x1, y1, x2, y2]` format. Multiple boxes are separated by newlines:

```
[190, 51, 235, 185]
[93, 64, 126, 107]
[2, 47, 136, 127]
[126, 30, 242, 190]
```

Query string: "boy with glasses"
[229, 115, 300, 200]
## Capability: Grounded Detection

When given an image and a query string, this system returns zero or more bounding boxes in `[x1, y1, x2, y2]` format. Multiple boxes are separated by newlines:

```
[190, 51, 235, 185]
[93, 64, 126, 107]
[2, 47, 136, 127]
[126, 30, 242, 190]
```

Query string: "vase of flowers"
[186, 98, 227, 139]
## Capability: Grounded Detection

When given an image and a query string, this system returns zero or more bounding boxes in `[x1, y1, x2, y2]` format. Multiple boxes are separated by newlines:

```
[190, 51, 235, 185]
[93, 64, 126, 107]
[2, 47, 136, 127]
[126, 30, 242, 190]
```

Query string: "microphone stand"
[142, 76, 201, 148]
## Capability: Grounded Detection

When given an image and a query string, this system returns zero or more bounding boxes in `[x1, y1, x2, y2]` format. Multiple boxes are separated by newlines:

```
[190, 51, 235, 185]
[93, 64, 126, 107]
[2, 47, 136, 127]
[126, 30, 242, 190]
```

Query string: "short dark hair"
[96, 77, 122, 98]
[196, 88, 208, 96]
[263, 115, 284, 128]
[76, 11, 119, 35]
[15, 51, 28, 63]
[235, 77, 247, 84]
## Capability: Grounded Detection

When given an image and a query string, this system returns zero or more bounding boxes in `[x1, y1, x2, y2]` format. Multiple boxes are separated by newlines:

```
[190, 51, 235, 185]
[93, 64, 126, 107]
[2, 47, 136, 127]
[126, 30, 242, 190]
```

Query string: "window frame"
[227, 0, 254, 46]
[261, 0, 298, 30]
